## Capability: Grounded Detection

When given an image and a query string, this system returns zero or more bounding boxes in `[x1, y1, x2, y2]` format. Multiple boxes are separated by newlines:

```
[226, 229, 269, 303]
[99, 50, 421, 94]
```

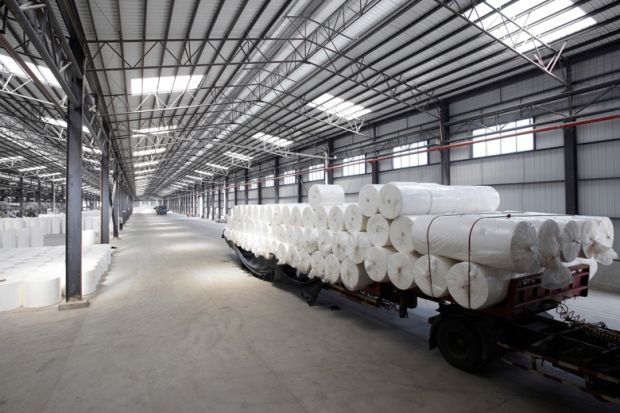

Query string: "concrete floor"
[1, 212, 619, 413]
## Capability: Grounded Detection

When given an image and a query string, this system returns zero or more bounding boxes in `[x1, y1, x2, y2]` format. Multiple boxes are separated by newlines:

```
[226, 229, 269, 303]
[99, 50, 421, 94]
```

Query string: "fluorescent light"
[307, 93, 371, 120]
[130, 74, 203, 95]
[251, 132, 292, 147]
[39, 172, 61, 177]
[194, 170, 214, 176]
[134, 160, 159, 168]
[51, 177, 65, 182]
[205, 163, 228, 170]
[0, 156, 24, 163]
[133, 147, 166, 157]
[224, 151, 252, 161]
[185, 175, 202, 180]
[19, 165, 46, 172]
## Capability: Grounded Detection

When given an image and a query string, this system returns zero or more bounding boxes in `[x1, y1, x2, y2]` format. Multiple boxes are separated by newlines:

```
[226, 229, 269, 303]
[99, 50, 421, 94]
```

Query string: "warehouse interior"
[1, 0, 620, 411]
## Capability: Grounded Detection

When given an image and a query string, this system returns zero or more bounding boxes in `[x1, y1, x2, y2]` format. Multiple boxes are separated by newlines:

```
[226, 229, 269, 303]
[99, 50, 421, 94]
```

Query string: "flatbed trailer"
[224, 237, 620, 404]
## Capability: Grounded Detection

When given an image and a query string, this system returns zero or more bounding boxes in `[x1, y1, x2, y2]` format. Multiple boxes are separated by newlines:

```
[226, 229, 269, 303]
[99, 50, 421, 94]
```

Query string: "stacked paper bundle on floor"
[0, 211, 107, 249]
[0, 244, 113, 311]
[224, 182, 616, 309]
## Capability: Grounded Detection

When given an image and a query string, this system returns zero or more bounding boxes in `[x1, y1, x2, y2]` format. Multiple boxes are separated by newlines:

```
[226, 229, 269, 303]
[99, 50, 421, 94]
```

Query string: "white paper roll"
[308, 184, 345, 208]
[30, 227, 45, 248]
[344, 204, 368, 233]
[413, 254, 458, 298]
[350, 232, 371, 264]
[340, 259, 373, 291]
[16, 228, 30, 248]
[310, 251, 326, 280]
[332, 232, 353, 261]
[0, 277, 21, 311]
[367, 214, 392, 247]
[387, 252, 419, 290]
[537, 219, 572, 289]
[358, 184, 384, 217]
[378, 183, 435, 219]
[580, 217, 616, 264]
[291, 204, 308, 227]
[22, 275, 61, 308]
[314, 206, 332, 230]
[82, 267, 98, 295]
[328, 204, 350, 232]
[302, 205, 316, 228]
[364, 246, 396, 282]
[1, 228, 17, 249]
[389, 215, 419, 253]
[411, 214, 541, 273]
[324, 254, 341, 284]
[447, 262, 513, 310]
[317, 229, 333, 255]
[298, 251, 311, 274]
[281, 206, 292, 226]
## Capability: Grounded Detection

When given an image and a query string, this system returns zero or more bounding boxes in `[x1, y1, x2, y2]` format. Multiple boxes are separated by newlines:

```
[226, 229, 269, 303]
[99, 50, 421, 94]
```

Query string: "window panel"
[392, 141, 428, 169]
[342, 155, 365, 176]
[472, 118, 534, 158]
[307, 164, 324, 182]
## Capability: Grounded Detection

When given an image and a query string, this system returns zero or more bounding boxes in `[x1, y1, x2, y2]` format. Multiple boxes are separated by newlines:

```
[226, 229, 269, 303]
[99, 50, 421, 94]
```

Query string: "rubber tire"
[437, 316, 486, 373]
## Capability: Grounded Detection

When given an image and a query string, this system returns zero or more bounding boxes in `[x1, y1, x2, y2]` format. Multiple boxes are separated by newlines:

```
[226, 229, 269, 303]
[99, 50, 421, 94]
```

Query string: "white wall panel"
[578, 141, 620, 180]
[279, 185, 297, 198]
[579, 179, 620, 218]
[378, 164, 440, 184]
[496, 183, 565, 213]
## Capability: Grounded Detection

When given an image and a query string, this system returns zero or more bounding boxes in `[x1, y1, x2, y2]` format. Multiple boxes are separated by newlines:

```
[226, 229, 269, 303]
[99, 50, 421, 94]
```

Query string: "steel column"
[326, 141, 334, 185]
[18, 176, 24, 217]
[439, 102, 451, 185]
[100, 139, 110, 244]
[37, 178, 41, 215]
[244, 170, 249, 205]
[112, 168, 120, 238]
[224, 177, 229, 214]
[65, 35, 84, 301]
[564, 64, 578, 215]
[274, 158, 280, 204]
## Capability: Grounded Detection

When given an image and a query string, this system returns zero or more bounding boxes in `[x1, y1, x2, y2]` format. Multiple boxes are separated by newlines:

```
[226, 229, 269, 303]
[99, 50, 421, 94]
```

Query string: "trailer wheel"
[437, 316, 486, 373]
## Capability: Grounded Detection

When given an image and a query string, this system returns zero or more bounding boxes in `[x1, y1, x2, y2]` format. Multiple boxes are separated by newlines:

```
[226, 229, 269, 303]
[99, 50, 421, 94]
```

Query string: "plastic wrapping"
[308, 184, 345, 208]
[344, 203, 368, 233]
[367, 214, 392, 247]
[379, 183, 500, 219]
[413, 254, 457, 297]
[387, 252, 419, 290]
[364, 246, 396, 282]
[358, 184, 384, 217]
[411, 214, 541, 273]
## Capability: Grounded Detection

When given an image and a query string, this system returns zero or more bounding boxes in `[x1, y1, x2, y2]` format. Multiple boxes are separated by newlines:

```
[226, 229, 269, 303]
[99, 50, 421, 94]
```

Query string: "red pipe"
[219, 112, 620, 191]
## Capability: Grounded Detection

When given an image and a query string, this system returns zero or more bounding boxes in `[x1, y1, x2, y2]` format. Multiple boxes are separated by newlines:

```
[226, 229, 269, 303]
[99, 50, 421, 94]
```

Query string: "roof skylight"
[464, 0, 597, 53]
[134, 160, 159, 168]
[251, 132, 293, 147]
[19, 166, 46, 172]
[132, 125, 178, 136]
[0, 54, 61, 88]
[39, 172, 61, 177]
[307, 93, 371, 120]
[133, 147, 166, 157]
[0, 156, 24, 163]
[194, 170, 214, 176]
[205, 163, 228, 170]
[224, 151, 252, 161]
[130, 75, 203, 95]
[42, 117, 90, 134]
